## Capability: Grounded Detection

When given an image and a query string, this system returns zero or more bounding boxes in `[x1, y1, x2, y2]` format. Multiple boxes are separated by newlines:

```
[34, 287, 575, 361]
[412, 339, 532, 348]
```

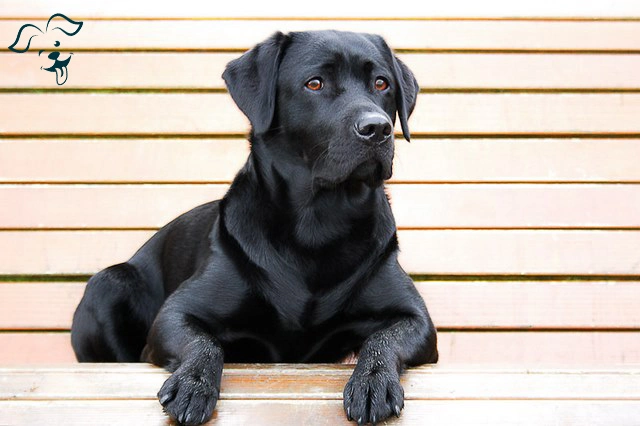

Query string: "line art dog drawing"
[8, 13, 83, 85]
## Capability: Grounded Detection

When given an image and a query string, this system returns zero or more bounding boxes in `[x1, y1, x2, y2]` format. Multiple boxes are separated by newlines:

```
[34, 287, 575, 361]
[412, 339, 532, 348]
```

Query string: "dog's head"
[223, 30, 418, 189]
[8, 13, 83, 85]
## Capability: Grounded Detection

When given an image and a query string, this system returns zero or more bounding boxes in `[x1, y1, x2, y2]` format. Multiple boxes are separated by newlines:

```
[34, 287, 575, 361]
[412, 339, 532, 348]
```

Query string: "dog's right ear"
[46, 13, 83, 36]
[222, 32, 289, 135]
[8, 24, 43, 53]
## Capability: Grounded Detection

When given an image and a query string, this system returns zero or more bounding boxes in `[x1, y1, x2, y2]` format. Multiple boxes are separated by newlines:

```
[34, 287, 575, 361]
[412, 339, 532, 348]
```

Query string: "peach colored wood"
[1, 332, 639, 365]
[2, 399, 640, 426]
[3, 1, 640, 18]
[389, 184, 640, 229]
[3, 139, 640, 184]
[399, 230, 640, 275]
[2, 230, 640, 275]
[2, 20, 640, 50]
[0, 283, 84, 330]
[420, 281, 640, 329]
[4, 184, 640, 229]
[0, 93, 246, 135]
[0, 185, 228, 229]
[437, 331, 640, 365]
[3, 281, 639, 330]
[5, 53, 640, 89]
[2, 364, 640, 401]
[0, 333, 77, 363]
[4, 93, 640, 135]
[0, 139, 250, 184]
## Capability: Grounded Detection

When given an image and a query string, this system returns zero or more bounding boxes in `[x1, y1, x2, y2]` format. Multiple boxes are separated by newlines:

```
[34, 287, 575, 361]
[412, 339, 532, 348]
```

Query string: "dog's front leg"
[144, 311, 224, 426]
[343, 316, 437, 425]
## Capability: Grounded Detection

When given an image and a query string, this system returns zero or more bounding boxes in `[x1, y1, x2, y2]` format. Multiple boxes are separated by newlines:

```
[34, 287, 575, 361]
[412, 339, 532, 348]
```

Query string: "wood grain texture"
[1, 399, 639, 426]
[3, 1, 640, 18]
[2, 139, 640, 184]
[1, 332, 639, 365]
[2, 281, 639, 330]
[3, 93, 640, 135]
[3, 184, 640, 229]
[2, 230, 639, 275]
[1, 364, 639, 400]
[5, 53, 640, 89]
[2, 20, 640, 50]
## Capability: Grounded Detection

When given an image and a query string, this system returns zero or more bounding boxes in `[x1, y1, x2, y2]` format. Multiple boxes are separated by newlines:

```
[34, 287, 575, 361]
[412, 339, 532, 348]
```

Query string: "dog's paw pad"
[343, 369, 404, 425]
[158, 368, 219, 426]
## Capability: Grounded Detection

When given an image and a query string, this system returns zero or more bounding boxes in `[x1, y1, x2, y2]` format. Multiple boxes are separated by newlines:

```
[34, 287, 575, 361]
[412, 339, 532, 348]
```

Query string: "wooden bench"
[1, 2, 640, 424]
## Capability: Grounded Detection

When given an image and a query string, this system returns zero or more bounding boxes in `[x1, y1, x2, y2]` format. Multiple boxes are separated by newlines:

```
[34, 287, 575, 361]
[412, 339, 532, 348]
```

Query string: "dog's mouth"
[313, 158, 388, 190]
[349, 159, 384, 183]
[43, 55, 72, 85]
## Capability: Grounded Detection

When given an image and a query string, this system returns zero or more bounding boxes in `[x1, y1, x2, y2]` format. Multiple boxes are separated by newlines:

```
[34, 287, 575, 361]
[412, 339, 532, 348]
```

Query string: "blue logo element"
[9, 13, 83, 85]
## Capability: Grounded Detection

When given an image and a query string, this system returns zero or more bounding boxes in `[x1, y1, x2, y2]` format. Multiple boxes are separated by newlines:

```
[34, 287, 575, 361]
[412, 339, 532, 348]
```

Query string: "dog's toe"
[343, 368, 404, 425]
[158, 367, 219, 426]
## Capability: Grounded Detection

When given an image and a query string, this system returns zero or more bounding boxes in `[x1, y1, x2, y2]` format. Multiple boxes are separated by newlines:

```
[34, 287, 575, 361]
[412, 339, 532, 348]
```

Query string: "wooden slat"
[399, 230, 640, 275]
[3, 93, 640, 135]
[3, 1, 640, 18]
[0, 139, 249, 183]
[2, 281, 639, 330]
[2, 400, 639, 426]
[5, 53, 640, 89]
[3, 184, 640, 229]
[0, 333, 77, 363]
[2, 20, 640, 50]
[2, 230, 639, 275]
[2, 139, 640, 184]
[2, 364, 639, 401]
[1, 332, 639, 365]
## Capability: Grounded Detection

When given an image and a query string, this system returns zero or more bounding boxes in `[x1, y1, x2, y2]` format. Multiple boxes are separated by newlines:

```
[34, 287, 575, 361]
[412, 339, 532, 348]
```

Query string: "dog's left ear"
[391, 55, 419, 142]
[222, 32, 290, 135]
[8, 24, 43, 53]
[46, 13, 83, 36]
[369, 35, 419, 142]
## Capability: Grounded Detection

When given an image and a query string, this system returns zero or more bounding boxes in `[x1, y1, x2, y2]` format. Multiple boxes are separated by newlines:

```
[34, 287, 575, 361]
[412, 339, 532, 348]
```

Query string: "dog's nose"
[48, 51, 60, 60]
[355, 113, 393, 145]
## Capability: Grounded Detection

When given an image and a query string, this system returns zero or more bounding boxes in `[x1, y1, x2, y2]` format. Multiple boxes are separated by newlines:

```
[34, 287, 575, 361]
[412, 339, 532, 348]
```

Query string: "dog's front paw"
[158, 365, 219, 426]
[343, 367, 404, 425]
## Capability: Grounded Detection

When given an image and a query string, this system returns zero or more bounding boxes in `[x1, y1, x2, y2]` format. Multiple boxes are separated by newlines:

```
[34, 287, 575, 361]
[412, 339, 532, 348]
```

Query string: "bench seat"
[2, 363, 640, 425]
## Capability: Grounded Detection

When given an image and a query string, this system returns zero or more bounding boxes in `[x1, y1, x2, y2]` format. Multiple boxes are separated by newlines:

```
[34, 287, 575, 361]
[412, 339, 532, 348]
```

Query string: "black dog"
[71, 30, 438, 425]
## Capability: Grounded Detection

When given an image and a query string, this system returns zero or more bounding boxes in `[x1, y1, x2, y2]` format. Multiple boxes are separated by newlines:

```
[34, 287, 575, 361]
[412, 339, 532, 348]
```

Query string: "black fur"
[71, 30, 438, 426]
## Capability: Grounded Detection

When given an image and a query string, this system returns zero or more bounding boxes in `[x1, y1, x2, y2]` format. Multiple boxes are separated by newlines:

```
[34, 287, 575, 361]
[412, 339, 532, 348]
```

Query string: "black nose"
[48, 51, 60, 60]
[355, 113, 393, 144]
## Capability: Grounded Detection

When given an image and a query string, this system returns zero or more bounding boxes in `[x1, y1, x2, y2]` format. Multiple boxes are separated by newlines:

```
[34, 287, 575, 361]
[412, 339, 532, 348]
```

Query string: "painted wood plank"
[2, 399, 639, 426]
[3, 93, 640, 135]
[2, 230, 640, 275]
[1, 331, 639, 365]
[3, 0, 640, 18]
[2, 139, 640, 184]
[2, 20, 640, 51]
[2, 281, 639, 330]
[0, 139, 250, 184]
[5, 53, 640, 89]
[3, 184, 640, 229]
[399, 230, 640, 275]
[2, 364, 639, 401]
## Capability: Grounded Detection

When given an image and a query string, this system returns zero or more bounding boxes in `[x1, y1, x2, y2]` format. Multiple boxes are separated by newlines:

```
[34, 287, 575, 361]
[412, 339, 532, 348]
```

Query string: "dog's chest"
[220, 287, 357, 362]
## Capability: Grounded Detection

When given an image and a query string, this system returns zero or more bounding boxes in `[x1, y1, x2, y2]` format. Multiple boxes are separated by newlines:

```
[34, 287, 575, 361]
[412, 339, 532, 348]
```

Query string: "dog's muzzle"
[354, 113, 393, 145]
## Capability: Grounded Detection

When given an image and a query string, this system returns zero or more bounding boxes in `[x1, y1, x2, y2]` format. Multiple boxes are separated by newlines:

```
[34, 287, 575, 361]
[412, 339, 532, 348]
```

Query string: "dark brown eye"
[305, 78, 323, 91]
[375, 77, 389, 91]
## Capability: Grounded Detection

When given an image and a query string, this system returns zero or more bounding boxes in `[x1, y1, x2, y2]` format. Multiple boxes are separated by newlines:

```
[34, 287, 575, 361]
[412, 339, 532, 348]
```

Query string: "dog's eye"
[305, 78, 323, 91]
[54, 41, 60, 47]
[374, 77, 389, 91]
